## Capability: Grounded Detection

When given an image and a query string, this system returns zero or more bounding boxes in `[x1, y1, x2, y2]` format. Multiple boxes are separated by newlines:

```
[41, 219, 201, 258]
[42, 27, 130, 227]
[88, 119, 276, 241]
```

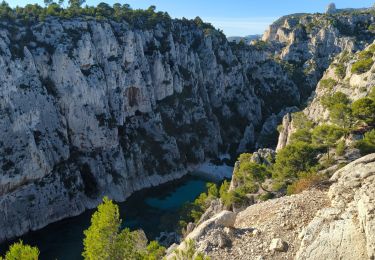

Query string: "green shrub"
[334, 64, 346, 79]
[277, 124, 284, 133]
[258, 192, 274, 201]
[179, 183, 220, 232]
[144, 241, 166, 260]
[369, 24, 375, 33]
[352, 98, 375, 125]
[289, 129, 312, 144]
[319, 78, 337, 90]
[355, 129, 375, 155]
[0, 2, 175, 31]
[252, 40, 268, 50]
[219, 180, 230, 198]
[329, 103, 353, 128]
[321, 92, 350, 110]
[221, 186, 255, 209]
[338, 50, 352, 63]
[286, 172, 325, 195]
[83, 197, 165, 260]
[235, 160, 271, 191]
[358, 50, 373, 60]
[351, 58, 374, 74]
[369, 87, 375, 100]
[336, 140, 346, 156]
[311, 125, 345, 149]
[173, 239, 210, 260]
[291, 112, 314, 130]
[2, 241, 39, 260]
[273, 142, 318, 181]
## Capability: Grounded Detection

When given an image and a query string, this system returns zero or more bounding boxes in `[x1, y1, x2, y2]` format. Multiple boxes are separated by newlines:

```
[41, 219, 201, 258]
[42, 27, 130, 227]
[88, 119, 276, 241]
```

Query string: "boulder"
[269, 238, 288, 252]
[170, 211, 236, 257]
[211, 210, 237, 228]
[185, 222, 196, 235]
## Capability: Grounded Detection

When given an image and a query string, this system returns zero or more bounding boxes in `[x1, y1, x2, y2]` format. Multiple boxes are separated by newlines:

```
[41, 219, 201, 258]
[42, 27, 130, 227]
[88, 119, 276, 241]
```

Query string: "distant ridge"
[227, 35, 262, 44]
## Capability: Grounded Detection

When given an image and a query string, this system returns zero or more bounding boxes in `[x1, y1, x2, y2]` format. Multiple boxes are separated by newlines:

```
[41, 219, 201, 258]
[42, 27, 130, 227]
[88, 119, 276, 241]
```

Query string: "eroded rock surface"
[296, 154, 375, 260]
[175, 154, 375, 260]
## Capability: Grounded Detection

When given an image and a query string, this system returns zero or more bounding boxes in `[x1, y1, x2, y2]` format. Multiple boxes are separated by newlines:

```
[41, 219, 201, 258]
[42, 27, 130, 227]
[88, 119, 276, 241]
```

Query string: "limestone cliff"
[263, 10, 373, 97]
[0, 16, 288, 242]
[277, 40, 375, 150]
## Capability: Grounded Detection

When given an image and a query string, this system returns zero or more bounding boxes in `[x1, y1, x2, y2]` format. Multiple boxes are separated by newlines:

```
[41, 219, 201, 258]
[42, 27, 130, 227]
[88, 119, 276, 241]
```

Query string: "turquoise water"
[0, 175, 210, 260]
[145, 180, 206, 210]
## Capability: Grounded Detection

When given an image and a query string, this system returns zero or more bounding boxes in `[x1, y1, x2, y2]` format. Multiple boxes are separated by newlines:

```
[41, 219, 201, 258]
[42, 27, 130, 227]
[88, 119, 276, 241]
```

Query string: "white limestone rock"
[296, 154, 375, 260]
[269, 238, 288, 252]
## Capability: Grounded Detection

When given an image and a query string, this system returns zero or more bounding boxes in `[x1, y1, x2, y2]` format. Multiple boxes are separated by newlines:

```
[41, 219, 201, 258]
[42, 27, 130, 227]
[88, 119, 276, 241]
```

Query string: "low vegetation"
[351, 58, 374, 74]
[0, 1, 171, 29]
[172, 239, 210, 260]
[355, 129, 375, 155]
[334, 63, 346, 79]
[351, 45, 375, 74]
[286, 172, 326, 195]
[351, 98, 375, 125]
[82, 197, 165, 260]
[0, 241, 39, 260]
[319, 78, 337, 90]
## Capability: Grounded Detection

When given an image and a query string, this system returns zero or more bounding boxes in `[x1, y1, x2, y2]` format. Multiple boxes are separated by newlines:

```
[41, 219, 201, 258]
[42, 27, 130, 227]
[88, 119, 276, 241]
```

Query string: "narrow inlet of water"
[0, 174, 217, 260]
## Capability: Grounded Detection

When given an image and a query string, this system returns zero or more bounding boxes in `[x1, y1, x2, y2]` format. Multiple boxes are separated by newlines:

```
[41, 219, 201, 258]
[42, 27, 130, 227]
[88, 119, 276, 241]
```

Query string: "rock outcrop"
[262, 10, 373, 97]
[296, 153, 375, 260]
[276, 39, 375, 150]
[276, 112, 294, 151]
[174, 154, 375, 260]
[176, 189, 329, 260]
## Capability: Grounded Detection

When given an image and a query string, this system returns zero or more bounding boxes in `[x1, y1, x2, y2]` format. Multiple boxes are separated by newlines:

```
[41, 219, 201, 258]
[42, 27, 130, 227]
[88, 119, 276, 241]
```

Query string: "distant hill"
[227, 35, 262, 44]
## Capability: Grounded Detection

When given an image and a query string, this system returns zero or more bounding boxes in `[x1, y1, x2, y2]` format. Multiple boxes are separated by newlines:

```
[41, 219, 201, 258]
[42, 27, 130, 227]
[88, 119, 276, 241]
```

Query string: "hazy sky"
[9, 1, 375, 36]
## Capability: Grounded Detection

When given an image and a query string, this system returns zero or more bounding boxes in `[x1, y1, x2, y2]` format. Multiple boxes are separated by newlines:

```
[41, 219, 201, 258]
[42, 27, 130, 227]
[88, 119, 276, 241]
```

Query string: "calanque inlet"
[0, 1, 375, 260]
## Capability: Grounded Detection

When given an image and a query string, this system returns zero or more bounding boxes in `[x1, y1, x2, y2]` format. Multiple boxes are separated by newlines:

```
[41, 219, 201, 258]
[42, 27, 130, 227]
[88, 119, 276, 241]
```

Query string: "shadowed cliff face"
[0, 9, 373, 242]
[0, 17, 264, 242]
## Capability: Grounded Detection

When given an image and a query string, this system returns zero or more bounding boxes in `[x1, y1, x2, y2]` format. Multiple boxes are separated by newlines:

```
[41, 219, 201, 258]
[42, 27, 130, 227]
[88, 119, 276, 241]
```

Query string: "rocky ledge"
[297, 153, 375, 260]
[172, 154, 375, 260]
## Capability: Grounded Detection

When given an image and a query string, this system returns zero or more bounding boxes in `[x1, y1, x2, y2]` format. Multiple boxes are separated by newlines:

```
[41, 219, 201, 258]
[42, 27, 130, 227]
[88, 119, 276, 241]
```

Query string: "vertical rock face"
[0, 17, 275, 242]
[276, 113, 294, 151]
[0, 9, 374, 242]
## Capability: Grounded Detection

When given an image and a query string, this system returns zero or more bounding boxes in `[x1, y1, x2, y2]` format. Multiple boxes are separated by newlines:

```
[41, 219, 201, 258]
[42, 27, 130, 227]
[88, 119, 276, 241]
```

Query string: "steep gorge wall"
[0, 17, 270, 242]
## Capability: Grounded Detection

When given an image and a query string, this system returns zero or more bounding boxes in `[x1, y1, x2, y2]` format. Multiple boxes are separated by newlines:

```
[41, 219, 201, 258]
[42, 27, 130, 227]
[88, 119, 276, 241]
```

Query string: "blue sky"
[9, 1, 375, 36]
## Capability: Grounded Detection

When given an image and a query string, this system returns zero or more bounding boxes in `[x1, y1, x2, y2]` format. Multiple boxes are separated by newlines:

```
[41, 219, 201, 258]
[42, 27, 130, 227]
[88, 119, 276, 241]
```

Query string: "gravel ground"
[200, 189, 329, 260]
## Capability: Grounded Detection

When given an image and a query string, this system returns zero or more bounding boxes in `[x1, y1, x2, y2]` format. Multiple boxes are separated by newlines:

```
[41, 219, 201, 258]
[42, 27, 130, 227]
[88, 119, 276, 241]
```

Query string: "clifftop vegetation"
[0, 1, 169, 26]
[0, 0, 218, 34]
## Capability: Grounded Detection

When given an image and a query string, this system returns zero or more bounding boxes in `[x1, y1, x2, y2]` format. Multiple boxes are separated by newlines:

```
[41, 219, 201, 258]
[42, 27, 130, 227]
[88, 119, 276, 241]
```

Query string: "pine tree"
[82, 197, 165, 260]
[44, 0, 53, 6]
[68, 0, 85, 9]
[3, 241, 39, 260]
